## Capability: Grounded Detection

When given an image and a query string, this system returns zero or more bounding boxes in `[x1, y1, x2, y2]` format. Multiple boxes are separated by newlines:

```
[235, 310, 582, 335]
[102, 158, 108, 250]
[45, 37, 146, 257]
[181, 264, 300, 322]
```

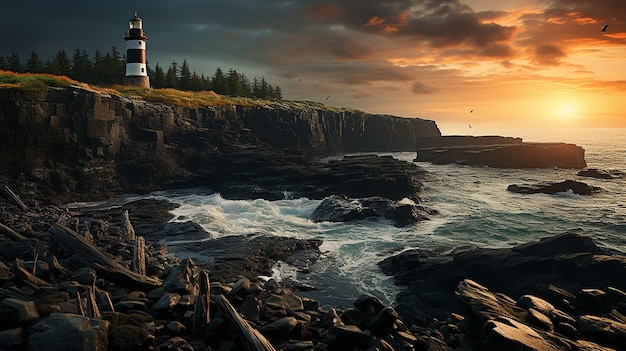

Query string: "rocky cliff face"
[0, 86, 440, 202]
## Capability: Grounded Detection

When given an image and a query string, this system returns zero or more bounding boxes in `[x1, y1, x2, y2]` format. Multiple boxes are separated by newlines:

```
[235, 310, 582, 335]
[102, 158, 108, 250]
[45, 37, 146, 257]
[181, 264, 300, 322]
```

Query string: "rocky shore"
[3, 189, 626, 351]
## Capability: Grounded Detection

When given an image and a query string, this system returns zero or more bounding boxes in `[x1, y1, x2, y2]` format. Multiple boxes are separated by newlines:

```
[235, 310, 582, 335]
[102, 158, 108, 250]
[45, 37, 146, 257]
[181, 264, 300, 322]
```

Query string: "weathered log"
[48, 224, 162, 289]
[45, 253, 71, 278]
[133, 236, 146, 276]
[121, 209, 136, 241]
[1, 185, 29, 211]
[0, 222, 27, 242]
[86, 287, 101, 319]
[193, 270, 211, 338]
[216, 294, 277, 351]
[98, 291, 115, 313]
[77, 291, 86, 317]
[14, 258, 51, 289]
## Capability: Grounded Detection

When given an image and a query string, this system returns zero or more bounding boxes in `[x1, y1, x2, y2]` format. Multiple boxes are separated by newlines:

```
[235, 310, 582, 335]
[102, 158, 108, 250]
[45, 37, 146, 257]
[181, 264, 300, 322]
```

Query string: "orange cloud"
[365, 16, 386, 27]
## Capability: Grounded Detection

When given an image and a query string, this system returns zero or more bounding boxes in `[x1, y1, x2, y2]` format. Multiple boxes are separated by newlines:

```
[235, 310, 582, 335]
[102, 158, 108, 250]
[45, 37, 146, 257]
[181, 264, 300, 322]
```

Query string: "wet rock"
[416, 141, 586, 169]
[158, 336, 195, 351]
[149, 258, 198, 298]
[507, 180, 600, 195]
[27, 313, 109, 351]
[311, 195, 436, 226]
[577, 168, 624, 179]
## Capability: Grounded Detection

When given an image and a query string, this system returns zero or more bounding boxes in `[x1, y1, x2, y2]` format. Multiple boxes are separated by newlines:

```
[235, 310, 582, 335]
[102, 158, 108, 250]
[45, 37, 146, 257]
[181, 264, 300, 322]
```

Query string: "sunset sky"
[2, 0, 626, 133]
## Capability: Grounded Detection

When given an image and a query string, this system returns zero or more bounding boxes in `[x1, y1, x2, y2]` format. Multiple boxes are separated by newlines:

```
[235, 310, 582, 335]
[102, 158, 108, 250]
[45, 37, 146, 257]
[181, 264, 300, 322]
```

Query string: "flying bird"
[601, 24, 608, 32]
[468, 123, 472, 128]
[470, 109, 474, 113]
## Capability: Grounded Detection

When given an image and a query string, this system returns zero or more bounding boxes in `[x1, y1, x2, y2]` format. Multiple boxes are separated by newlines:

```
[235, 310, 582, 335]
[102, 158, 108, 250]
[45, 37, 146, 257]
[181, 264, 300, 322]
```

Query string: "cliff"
[0, 85, 440, 202]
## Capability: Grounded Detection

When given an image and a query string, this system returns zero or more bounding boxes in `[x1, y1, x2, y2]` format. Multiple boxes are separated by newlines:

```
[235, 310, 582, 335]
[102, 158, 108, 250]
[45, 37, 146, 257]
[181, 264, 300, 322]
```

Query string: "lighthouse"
[124, 12, 150, 88]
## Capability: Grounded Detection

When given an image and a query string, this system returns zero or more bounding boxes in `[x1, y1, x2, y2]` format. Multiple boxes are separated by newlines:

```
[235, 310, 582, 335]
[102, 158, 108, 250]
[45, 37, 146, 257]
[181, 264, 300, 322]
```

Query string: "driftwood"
[121, 210, 136, 241]
[0, 222, 27, 242]
[1, 185, 29, 211]
[133, 236, 146, 276]
[14, 258, 51, 289]
[48, 224, 162, 289]
[216, 294, 276, 351]
[85, 287, 101, 319]
[193, 270, 211, 338]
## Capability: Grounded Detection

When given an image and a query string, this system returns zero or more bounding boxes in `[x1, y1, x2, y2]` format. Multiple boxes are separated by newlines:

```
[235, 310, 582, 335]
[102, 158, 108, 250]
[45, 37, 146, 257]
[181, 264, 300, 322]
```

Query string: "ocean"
[153, 128, 626, 308]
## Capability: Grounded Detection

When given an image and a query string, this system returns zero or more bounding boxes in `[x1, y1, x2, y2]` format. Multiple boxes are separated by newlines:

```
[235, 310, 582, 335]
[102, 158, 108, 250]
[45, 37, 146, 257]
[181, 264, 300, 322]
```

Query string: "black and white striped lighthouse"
[124, 12, 150, 88]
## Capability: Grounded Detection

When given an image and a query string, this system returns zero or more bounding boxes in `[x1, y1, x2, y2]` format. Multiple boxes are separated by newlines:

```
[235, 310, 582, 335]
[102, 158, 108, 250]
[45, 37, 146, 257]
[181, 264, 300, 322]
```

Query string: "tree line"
[0, 48, 282, 99]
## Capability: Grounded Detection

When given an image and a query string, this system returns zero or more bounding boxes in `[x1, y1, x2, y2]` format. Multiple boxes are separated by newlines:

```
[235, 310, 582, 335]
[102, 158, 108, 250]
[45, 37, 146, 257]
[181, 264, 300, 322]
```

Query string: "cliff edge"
[0, 85, 440, 202]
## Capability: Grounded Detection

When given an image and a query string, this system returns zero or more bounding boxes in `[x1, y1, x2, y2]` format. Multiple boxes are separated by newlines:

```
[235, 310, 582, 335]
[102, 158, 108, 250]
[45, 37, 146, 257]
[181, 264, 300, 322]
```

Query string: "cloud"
[412, 81, 438, 94]
[530, 44, 566, 66]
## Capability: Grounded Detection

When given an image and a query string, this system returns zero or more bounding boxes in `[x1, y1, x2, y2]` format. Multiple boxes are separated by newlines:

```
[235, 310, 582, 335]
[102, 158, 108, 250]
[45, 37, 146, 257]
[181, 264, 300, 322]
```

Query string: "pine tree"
[71, 49, 93, 82]
[50, 50, 71, 76]
[25, 51, 45, 73]
[8, 52, 22, 73]
[164, 61, 178, 88]
[179, 60, 192, 91]
[152, 63, 166, 88]
[212, 67, 227, 94]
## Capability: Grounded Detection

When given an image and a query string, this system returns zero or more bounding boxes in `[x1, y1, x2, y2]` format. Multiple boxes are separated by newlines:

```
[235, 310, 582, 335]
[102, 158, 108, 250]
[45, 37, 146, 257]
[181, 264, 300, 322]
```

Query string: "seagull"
[470, 109, 474, 113]
[326, 95, 329, 100]
[601, 24, 608, 32]
[468, 123, 472, 128]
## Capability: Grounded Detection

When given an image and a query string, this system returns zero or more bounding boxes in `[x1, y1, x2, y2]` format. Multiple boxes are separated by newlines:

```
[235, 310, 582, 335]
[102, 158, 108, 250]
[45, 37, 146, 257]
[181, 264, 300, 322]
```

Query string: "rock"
[417, 141, 586, 169]
[507, 180, 601, 195]
[517, 295, 555, 316]
[321, 325, 373, 351]
[148, 258, 198, 298]
[367, 306, 399, 336]
[264, 293, 304, 313]
[380, 233, 624, 322]
[576, 288, 612, 314]
[0, 327, 23, 349]
[239, 295, 260, 322]
[0, 298, 40, 327]
[158, 336, 195, 351]
[311, 195, 436, 226]
[70, 267, 97, 285]
[27, 313, 109, 351]
[577, 168, 624, 179]
[165, 321, 186, 335]
[577, 315, 626, 347]
[152, 293, 182, 312]
[259, 316, 298, 342]
[480, 317, 561, 351]
[526, 308, 553, 331]
[108, 324, 155, 351]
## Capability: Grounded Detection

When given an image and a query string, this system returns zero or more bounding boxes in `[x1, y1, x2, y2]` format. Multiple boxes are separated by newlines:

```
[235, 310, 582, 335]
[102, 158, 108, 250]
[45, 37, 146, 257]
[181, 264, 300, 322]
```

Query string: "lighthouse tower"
[124, 12, 150, 88]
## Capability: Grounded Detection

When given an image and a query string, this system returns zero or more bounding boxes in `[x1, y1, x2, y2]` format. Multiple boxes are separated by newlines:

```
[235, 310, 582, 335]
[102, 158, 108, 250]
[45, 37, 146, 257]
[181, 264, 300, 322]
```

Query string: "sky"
[2, 0, 626, 133]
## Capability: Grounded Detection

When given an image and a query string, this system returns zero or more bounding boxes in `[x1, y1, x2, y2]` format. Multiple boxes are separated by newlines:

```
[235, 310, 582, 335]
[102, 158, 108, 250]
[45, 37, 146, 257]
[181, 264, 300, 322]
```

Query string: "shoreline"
[3, 190, 626, 350]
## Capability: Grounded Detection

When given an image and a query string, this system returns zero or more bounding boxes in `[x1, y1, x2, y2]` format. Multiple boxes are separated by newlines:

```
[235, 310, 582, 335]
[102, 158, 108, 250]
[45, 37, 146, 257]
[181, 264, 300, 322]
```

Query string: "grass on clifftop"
[0, 70, 357, 112]
[0, 70, 80, 91]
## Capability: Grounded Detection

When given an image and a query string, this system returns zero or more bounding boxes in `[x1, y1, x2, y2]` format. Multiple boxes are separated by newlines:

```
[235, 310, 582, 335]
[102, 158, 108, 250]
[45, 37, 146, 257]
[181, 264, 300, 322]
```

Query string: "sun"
[554, 103, 578, 119]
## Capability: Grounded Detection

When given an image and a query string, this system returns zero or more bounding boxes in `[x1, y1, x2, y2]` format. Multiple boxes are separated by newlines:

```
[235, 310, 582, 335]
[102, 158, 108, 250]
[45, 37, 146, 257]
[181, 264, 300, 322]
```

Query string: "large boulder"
[311, 195, 437, 226]
[27, 313, 109, 351]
